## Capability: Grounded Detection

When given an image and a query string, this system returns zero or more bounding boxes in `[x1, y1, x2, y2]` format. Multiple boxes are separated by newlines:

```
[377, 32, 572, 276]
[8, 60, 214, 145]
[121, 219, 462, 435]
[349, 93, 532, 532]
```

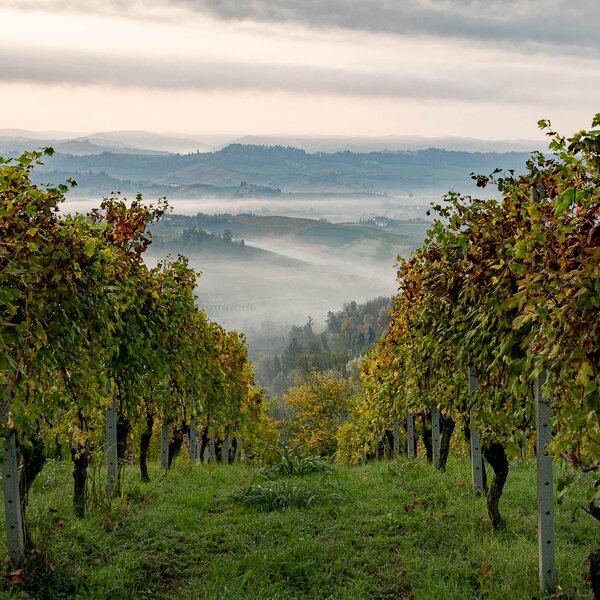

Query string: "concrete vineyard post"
[2, 386, 24, 564]
[431, 405, 441, 469]
[393, 418, 400, 458]
[2, 430, 23, 564]
[536, 371, 556, 594]
[468, 365, 484, 496]
[189, 418, 197, 462]
[407, 412, 416, 457]
[161, 423, 169, 470]
[105, 378, 119, 496]
[208, 422, 216, 464]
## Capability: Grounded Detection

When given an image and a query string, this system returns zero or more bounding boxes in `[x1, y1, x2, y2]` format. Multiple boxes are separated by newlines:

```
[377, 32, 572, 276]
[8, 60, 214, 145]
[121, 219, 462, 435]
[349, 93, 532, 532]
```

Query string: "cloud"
[6, 0, 600, 54]
[1, 1, 597, 138]
[0, 44, 594, 106]
[190, 0, 599, 50]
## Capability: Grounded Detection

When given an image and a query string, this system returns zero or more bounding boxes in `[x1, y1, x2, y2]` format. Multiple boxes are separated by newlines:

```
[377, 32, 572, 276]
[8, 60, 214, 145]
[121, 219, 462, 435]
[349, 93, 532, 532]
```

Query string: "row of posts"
[1, 379, 240, 563]
[378, 368, 556, 596]
[1, 369, 558, 595]
[157, 419, 240, 469]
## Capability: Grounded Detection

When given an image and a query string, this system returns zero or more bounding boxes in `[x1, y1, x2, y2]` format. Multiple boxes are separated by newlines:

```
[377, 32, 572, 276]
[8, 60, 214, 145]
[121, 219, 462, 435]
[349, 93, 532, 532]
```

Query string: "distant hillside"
[17, 144, 532, 196]
[228, 134, 545, 154]
[0, 128, 543, 154]
[0, 135, 165, 156]
[151, 226, 305, 268]
[153, 213, 429, 261]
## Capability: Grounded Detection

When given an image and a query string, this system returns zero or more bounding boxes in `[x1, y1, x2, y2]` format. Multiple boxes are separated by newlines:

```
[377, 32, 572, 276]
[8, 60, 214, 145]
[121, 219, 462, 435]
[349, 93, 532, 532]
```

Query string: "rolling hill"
[154, 213, 429, 261]
[17, 144, 532, 196]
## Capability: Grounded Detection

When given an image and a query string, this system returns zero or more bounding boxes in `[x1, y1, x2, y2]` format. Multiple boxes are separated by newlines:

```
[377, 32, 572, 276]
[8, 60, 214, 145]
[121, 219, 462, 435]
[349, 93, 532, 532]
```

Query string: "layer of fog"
[145, 248, 398, 338]
[61, 192, 435, 222]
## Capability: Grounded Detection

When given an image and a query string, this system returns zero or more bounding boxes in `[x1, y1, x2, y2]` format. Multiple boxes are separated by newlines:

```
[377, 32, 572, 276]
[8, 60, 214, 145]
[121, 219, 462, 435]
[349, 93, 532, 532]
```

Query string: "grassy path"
[1, 457, 596, 598]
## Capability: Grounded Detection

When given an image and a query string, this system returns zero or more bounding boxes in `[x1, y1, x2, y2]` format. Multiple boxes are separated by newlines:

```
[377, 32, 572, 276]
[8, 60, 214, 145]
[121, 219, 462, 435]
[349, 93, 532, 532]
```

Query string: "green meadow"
[1, 456, 596, 599]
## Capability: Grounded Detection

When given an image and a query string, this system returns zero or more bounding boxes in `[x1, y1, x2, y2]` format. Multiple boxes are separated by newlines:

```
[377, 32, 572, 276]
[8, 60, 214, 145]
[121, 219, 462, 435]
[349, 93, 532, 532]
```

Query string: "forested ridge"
[20, 143, 533, 195]
[253, 297, 391, 398]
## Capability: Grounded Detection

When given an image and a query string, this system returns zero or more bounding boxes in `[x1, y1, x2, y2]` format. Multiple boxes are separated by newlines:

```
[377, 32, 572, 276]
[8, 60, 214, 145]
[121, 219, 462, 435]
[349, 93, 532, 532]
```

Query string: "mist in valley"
[53, 177, 438, 394]
[60, 191, 434, 223]
[63, 191, 431, 340]
[145, 225, 401, 397]
[146, 246, 398, 338]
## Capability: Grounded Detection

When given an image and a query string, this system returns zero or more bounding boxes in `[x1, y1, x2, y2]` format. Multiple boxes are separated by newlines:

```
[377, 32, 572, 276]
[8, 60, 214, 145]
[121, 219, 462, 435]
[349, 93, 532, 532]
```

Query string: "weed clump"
[233, 479, 346, 511]
[256, 444, 333, 479]
[234, 444, 345, 511]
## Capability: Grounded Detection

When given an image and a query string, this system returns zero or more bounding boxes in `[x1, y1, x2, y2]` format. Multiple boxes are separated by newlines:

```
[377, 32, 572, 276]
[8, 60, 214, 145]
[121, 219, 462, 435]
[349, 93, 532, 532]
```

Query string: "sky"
[1, 0, 599, 140]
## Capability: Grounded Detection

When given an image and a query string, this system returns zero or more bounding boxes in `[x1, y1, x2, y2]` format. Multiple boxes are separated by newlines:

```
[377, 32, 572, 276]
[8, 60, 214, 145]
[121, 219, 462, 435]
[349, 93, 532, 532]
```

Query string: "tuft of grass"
[256, 444, 334, 479]
[232, 479, 347, 511]
[233, 444, 344, 511]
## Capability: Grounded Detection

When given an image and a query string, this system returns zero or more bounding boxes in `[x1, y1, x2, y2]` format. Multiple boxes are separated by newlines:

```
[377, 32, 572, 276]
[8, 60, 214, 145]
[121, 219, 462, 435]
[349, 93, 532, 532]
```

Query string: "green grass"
[0, 457, 597, 599]
[233, 479, 347, 511]
[255, 445, 334, 479]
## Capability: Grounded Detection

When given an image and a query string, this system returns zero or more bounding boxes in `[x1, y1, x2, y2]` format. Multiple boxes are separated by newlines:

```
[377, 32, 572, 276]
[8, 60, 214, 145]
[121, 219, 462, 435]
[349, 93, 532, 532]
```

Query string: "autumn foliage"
[358, 116, 599, 508]
[283, 370, 352, 456]
[1, 149, 274, 538]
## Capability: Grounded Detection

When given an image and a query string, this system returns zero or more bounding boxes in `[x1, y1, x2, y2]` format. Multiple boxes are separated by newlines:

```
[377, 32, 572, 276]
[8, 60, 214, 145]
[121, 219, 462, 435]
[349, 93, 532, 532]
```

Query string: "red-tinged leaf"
[44, 560, 55, 573]
[477, 564, 494, 578]
[8, 569, 30, 584]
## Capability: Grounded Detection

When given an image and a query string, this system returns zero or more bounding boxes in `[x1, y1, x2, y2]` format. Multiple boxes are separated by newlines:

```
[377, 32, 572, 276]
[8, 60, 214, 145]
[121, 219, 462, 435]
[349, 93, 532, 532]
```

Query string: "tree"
[284, 370, 352, 456]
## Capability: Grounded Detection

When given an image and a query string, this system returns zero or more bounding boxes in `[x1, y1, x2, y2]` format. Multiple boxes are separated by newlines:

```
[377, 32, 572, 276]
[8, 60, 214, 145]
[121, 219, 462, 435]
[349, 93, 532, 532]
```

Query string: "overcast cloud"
[2, 44, 595, 106]
[0, 0, 597, 138]
[7, 0, 600, 53]
[185, 0, 600, 53]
